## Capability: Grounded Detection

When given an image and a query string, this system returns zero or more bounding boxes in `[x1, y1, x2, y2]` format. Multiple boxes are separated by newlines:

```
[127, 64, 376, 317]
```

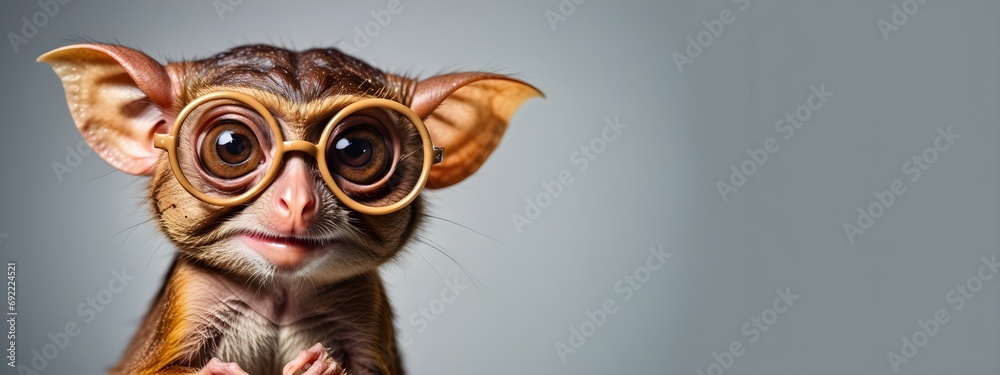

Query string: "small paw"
[201, 358, 249, 375]
[283, 342, 344, 375]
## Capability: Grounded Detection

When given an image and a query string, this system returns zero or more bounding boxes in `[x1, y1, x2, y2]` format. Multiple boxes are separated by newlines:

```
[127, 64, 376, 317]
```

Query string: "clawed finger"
[284, 343, 333, 375]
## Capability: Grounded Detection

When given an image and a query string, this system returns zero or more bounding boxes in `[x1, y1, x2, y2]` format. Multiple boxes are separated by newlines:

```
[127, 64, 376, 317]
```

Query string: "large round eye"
[329, 120, 392, 185]
[199, 121, 263, 179]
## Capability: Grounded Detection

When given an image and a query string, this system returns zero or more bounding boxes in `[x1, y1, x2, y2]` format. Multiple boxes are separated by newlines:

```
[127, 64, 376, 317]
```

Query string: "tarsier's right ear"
[38, 44, 177, 175]
[407, 73, 543, 189]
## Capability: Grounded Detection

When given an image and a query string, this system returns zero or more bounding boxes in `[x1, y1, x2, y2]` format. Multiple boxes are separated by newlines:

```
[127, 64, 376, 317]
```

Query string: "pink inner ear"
[39, 43, 178, 176]
[410, 73, 536, 119]
[85, 44, 176, 110]
[406, 73, 542, 189]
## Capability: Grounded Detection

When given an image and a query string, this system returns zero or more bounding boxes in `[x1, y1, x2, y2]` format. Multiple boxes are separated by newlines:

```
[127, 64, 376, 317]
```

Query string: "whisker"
[396, 146, 422, 163]
[410, 248, 444, 281]
[115, 220, 159, 251]
[85, 168, 119, 182]
[143, 238, 170, 276]
[415, 235, 487, 295]
[420, 213, 501, 244]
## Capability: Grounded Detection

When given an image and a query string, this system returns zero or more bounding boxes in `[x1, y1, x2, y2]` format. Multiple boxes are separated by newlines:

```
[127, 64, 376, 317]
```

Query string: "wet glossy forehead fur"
[174, 45, 412, 126]
[187, 44, 396, 98]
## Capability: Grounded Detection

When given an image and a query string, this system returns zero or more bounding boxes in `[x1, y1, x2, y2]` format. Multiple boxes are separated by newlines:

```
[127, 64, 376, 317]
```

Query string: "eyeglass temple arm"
[153, 133, 171, 150]
[432, 147, 444, 164]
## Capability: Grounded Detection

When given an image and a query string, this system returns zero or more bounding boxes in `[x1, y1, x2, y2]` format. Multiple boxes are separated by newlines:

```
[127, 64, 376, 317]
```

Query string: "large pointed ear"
[409, 73, 542, 189]
[38, 44, 176, 175]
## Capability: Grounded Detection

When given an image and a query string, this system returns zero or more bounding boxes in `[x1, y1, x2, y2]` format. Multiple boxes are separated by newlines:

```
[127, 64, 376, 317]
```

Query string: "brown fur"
[116, 46, 421, 374]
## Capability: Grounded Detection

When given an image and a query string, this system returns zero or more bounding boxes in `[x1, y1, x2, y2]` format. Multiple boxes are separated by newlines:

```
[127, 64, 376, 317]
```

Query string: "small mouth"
[237, 232, 336, 268]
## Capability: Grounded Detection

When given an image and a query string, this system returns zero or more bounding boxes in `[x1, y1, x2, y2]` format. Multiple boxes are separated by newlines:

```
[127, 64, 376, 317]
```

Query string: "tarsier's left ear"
[408, 73, 542, 189]
[38, 44, 176, 175]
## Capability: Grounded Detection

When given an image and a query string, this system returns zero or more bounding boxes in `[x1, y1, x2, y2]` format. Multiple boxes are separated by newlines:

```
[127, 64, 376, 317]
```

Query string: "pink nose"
[270, 158, 319, 234]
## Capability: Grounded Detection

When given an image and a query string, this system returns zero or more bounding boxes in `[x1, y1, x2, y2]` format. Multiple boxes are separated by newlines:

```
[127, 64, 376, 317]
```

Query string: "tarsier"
[39, 43, 540, 375]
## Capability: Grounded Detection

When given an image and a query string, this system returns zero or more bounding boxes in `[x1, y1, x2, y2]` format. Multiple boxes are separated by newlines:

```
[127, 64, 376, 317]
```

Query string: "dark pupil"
[216, 130, 252, 164]
[336, 137, 372, 167]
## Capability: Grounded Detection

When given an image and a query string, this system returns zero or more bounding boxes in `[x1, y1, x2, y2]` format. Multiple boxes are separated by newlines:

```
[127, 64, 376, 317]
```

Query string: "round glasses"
[153, 91, 443, 215]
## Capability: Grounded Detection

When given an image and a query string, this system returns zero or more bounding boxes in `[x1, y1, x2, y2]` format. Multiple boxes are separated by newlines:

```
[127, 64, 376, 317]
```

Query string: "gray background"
[0, 0, 998, 374]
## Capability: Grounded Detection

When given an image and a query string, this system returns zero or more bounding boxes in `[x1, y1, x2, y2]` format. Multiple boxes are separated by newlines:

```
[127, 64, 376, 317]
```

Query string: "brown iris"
[200, 121, 262, 179]
[329, 122, 391, 185]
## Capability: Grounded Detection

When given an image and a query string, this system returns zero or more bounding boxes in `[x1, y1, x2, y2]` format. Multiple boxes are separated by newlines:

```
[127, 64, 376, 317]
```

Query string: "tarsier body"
[40, 43, 540, 374]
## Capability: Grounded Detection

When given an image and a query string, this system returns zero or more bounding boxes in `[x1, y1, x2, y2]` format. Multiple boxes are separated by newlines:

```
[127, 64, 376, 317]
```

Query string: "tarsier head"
[40, 43, 540, 286]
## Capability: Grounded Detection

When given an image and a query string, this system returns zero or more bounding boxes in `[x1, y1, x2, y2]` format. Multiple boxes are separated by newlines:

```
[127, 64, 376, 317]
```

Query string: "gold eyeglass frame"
[153, 91, 443, 215]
